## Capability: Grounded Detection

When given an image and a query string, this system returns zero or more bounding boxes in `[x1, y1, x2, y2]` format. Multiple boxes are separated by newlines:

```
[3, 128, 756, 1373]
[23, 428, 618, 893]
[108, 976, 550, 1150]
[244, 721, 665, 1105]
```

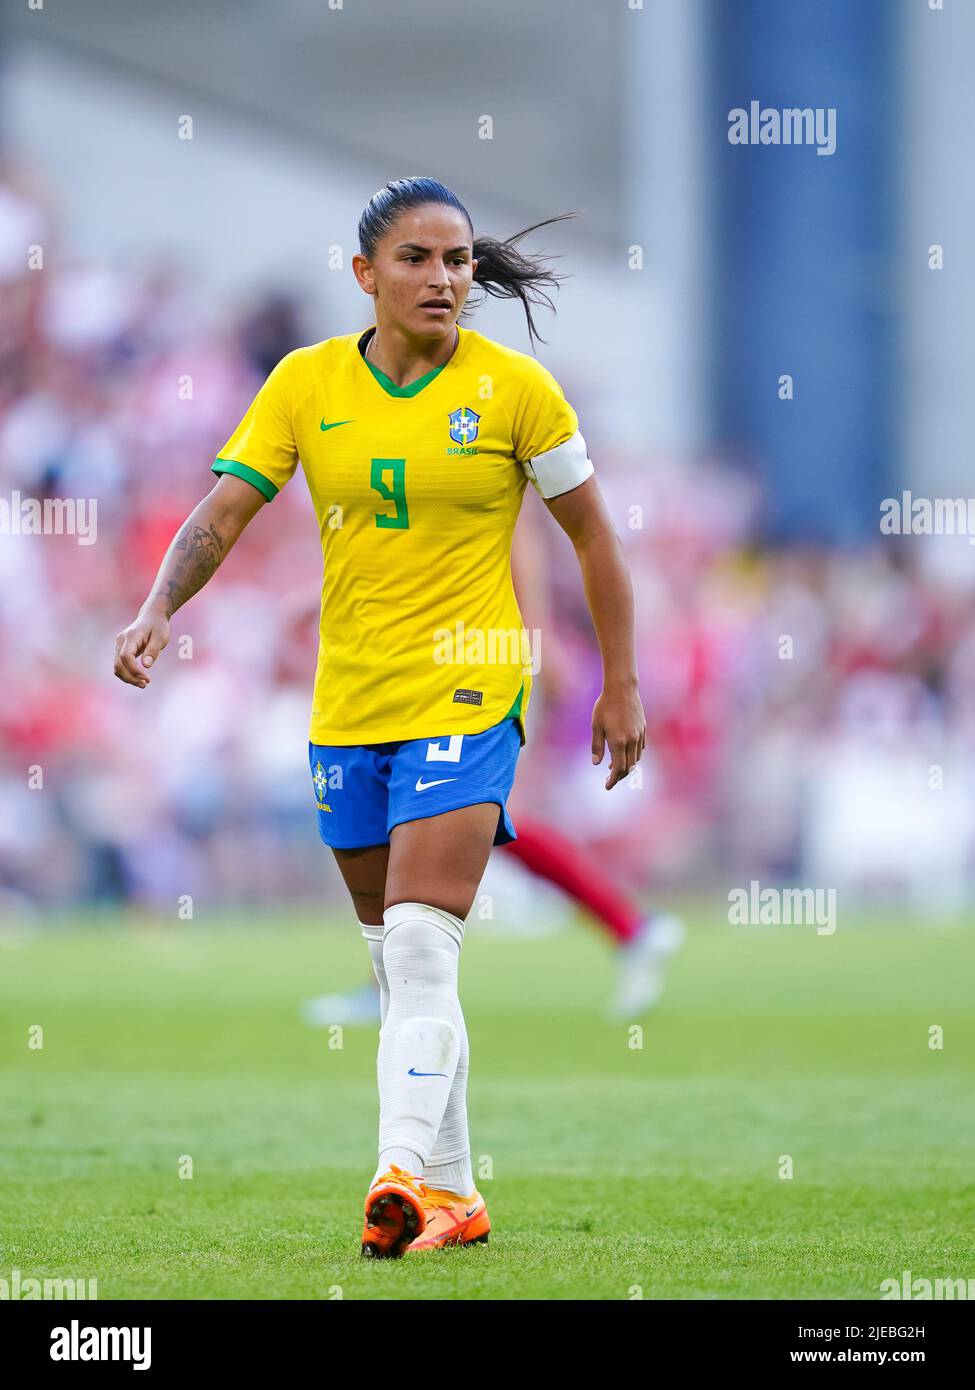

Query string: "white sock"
[423, 1158, 473, 1197]
[377, 1145, 424, 1175]
[422, 1013, 473, 1196]
[361, 911, 473, 1192]
[373, 902, 464, 1184]
[361, 921, 416, 1177]
[363, 921, 424, 1178]
[360, 921, 389, 1026]
[423, 1151, 474, 1198]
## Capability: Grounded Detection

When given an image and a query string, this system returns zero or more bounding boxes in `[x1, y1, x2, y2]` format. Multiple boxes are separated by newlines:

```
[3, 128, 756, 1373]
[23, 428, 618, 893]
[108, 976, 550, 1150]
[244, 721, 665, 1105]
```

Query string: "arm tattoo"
[160, 521, 226, 614]
[174, 521, 224, 566]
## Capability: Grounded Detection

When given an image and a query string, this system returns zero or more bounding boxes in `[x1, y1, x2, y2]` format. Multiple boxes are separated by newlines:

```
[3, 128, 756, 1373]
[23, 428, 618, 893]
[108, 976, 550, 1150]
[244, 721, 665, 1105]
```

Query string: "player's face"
[358, 204, 477, 341]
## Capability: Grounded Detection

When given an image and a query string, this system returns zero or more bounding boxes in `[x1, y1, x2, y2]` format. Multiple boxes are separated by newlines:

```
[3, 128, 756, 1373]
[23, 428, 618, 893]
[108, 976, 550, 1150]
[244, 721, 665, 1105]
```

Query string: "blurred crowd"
[3, 167, 975, 916]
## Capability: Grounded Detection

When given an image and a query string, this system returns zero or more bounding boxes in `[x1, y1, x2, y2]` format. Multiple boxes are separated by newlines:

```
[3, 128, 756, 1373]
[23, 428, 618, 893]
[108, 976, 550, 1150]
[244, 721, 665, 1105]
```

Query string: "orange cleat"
[404, 1184, 491, 1253]
[360, 1164, 428, 1259]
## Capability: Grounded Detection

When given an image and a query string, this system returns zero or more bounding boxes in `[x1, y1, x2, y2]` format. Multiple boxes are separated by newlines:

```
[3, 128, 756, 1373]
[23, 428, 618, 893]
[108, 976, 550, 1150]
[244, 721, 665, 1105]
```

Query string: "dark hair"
[357, 176, 578, 348]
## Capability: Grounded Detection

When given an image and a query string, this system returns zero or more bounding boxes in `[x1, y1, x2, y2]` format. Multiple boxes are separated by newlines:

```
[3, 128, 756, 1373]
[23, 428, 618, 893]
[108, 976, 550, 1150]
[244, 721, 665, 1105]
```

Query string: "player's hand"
[114, 604, 170, 688]
[591, 683, 646, 790]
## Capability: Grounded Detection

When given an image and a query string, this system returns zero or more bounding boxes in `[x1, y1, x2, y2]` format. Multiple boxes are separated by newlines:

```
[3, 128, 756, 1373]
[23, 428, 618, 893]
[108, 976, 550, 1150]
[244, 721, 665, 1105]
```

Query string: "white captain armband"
[520, 429, 594, 499]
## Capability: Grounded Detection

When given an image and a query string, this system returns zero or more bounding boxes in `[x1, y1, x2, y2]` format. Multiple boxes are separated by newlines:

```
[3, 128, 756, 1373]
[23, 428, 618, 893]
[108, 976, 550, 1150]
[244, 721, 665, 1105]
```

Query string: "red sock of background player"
[502, 817, 643, 945]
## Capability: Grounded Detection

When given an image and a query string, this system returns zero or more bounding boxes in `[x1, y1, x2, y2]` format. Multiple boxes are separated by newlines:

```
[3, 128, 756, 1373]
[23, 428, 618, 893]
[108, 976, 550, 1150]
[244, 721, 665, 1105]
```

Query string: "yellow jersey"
[212, 324, 579, 746]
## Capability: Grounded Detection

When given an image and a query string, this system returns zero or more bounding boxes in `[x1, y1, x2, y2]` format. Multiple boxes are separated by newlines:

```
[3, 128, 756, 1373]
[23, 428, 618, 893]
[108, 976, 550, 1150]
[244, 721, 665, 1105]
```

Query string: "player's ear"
[352, 253, 376, 295]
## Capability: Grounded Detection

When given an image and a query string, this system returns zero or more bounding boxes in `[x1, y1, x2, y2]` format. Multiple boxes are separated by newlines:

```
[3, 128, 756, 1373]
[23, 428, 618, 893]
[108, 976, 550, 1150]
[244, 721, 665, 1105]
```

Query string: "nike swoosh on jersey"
[319, 418, 356, 431]
[407, 1067, 448, 1077]
[414, 777, 458, 792]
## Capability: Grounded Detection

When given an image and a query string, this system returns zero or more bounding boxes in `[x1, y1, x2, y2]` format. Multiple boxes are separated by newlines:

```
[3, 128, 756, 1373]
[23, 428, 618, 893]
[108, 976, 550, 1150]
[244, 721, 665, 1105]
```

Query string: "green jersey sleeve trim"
[211, 458, 279, 502]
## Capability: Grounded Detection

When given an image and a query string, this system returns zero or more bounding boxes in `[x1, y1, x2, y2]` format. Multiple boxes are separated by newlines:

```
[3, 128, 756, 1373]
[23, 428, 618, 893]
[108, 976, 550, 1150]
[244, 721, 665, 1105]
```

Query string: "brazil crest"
[448, 406, 480, 446]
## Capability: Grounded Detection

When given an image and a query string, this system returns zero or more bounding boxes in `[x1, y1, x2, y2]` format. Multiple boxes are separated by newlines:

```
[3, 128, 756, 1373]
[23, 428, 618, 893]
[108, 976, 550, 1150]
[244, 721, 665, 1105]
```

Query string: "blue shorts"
[309, 717, 521, 850]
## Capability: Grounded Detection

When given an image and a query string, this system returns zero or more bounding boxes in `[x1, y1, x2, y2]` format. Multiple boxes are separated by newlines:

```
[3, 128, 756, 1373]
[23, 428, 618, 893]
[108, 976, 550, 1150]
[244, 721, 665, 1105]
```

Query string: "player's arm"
[542, 475, 645, 789]
[113, 473, 267, 688]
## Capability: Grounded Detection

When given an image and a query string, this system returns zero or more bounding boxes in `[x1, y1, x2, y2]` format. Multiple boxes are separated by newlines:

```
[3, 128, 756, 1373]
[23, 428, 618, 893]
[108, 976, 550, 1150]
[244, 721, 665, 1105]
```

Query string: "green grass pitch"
[1, 907, 973, 1300]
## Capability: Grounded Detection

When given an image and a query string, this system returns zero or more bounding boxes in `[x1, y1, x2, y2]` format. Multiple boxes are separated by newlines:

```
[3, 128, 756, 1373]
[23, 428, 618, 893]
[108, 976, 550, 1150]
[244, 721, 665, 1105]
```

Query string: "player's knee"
[382, 922, 455, 983]
[383, 901, 464, 950]
[381, 906, 462, 1000]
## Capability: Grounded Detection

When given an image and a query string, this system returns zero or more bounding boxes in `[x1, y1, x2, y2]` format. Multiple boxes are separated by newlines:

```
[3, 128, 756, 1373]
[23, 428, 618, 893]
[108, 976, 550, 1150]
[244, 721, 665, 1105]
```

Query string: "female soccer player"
[114, 176, 647, 1258]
